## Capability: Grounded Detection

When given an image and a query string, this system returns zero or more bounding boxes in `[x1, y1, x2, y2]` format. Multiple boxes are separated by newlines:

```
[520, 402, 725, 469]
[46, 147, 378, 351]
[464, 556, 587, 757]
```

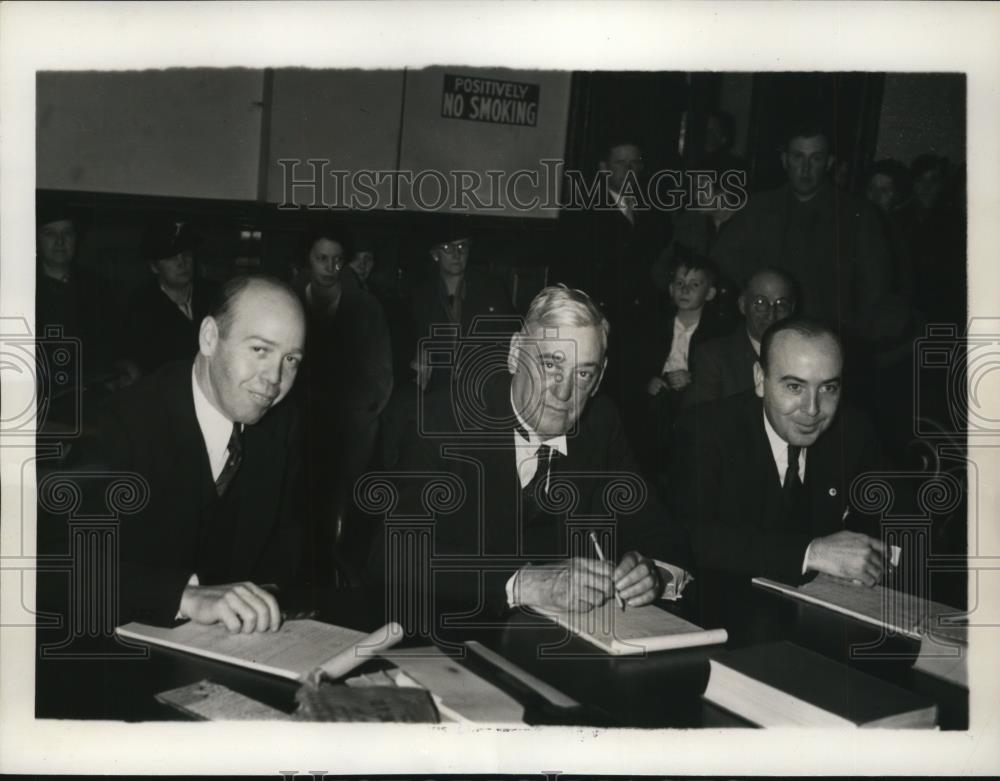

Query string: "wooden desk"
[34, 579, 967, 728]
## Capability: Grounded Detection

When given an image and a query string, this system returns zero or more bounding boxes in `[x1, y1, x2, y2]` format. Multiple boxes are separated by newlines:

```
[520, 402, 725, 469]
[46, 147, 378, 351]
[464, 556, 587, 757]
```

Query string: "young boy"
[646, 254, 719, 397]
[635, 253, 722, 479]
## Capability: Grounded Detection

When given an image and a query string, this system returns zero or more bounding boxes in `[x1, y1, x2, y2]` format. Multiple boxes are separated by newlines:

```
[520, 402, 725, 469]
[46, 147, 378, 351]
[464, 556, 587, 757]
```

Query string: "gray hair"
[522, 285, 610, 352]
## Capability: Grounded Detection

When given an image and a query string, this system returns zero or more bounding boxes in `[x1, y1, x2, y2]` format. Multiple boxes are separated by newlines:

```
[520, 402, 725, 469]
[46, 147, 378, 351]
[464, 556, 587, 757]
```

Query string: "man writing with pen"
[371, 286, 693, 618]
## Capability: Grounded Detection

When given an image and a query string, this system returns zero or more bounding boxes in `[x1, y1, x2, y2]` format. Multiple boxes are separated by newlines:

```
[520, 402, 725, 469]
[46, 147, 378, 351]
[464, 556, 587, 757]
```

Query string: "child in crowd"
[637, 252, 725, 479]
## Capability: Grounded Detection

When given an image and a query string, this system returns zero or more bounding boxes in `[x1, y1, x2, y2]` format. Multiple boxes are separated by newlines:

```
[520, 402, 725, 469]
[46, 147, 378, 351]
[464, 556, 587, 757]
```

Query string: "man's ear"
[199, 316, 219, 358]
[753, 360, 765, 398]
[706, 285, 717, 302]
[591, 357, 609, 398]
[148, 261, 158, 276]
[780, 151, 789, 173]
[507, 332, 522, 374]
[737, 294, 747, 317]
[826, 154, 836, 173]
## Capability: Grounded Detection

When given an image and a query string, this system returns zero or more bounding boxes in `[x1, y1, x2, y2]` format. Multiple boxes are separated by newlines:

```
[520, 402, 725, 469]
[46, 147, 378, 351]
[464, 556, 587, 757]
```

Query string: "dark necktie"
[534, 444, 556, 496]
[783, 444, 803, 508]
[215, 423, 243, 496]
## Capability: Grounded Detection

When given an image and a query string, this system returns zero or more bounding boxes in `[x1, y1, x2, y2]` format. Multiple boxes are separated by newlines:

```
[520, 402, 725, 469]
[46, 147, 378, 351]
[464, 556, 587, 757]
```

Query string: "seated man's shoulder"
[682, 390, 757, 435]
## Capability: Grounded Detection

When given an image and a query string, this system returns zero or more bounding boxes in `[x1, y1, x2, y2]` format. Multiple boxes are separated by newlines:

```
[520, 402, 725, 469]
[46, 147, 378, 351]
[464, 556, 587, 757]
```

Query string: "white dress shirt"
[161, 283, 193, 320]
[762, 410, 814, 573]
[662, 315, 701, 374]
[192, 366, 240, 482]
[511, 395, 567, 490]
[608, 187, 636, 225]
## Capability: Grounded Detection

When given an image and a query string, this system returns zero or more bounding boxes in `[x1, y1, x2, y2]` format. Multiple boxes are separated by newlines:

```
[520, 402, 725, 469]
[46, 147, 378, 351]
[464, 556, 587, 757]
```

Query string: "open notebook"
[532, 602, 727, 655]
[117, 619, 403, 681]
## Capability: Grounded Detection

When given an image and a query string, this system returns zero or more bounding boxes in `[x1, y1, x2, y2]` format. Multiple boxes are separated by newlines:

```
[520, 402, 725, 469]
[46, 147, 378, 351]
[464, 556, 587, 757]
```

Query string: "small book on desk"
[703, 641, 938, 728]
[116, 619, 403, 682]
[533, 602, 728, 655]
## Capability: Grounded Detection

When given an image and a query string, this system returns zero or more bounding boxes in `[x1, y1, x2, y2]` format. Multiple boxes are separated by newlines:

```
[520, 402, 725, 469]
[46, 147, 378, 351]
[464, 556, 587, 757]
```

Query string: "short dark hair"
[742, 266, 798, 299]
[706, 109, 736, 146]
[866, 158, 909, 186]
[782, 118, 833, 153]
[911, 153, 948, 179]
[209, 274, 299, 338]
[300, 224, 353, 266]
[602, 138, 643, 163]
[670, 247, 719, 288]
[759, 317, 842, 372]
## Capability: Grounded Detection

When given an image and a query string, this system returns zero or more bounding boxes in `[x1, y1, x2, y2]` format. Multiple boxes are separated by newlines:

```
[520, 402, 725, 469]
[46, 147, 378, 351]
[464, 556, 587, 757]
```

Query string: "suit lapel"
[803, 415, 848, 538]
[164, 364, 215, 508]
[229, 409, 285, 574]
[743, 395, 786, 529]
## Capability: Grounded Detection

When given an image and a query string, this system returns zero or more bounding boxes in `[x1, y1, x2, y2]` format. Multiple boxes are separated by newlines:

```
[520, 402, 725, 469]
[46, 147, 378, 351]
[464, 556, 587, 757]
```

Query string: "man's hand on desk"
[179, 581, 282, 633]
[805, 530, 887, 586]
[614, 551, 663, 607]
[517, 557, 615, 612]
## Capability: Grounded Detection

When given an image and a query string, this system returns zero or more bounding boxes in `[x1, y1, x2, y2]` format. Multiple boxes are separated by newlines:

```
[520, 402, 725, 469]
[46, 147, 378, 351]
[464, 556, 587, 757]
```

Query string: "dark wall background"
[44, 71, 966, 306]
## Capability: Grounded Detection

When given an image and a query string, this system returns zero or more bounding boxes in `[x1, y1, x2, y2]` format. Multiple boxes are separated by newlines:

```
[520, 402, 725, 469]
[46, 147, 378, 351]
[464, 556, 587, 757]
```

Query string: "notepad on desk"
[116, 618, 403, 681]
[533, 602, 728, 655]
[704, 641, 938, 728]
[752, 573, 962, 639]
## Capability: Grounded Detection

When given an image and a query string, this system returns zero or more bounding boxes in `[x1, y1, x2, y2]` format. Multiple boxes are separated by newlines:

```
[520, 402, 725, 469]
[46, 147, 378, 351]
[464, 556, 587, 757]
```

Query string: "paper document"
[117, 619, 398, 681]
[752, 574, 964, 640]
[534, 602, 728, 655]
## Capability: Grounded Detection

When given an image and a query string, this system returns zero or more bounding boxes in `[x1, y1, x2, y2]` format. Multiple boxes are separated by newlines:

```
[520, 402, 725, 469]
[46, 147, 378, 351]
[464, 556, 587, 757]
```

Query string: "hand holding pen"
[589, 532, 627, 612]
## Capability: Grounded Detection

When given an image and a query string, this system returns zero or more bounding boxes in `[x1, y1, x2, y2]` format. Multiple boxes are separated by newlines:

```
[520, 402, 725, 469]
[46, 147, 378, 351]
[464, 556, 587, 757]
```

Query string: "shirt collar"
[761, 407, 806, 478]
[674, 314, 701, 334]
[192, 363, 239, 481]
[510, 386, 567, 456]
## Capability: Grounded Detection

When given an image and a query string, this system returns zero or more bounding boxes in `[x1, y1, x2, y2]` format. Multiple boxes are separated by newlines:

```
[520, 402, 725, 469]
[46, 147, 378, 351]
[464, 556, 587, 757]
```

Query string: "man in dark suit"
[371, 286, 692, 619]
[82, 275, 307, 629]
[569, 140, 673, 407]
[711, 120, 901, 347]
[672, 317, 887, 585]
[685, 267, 797, 408]
[124, 219, 219, 376]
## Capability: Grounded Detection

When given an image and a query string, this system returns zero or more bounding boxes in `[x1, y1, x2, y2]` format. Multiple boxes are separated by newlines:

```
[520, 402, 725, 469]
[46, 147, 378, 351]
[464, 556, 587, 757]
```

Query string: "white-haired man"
[371, 286, 692, 618]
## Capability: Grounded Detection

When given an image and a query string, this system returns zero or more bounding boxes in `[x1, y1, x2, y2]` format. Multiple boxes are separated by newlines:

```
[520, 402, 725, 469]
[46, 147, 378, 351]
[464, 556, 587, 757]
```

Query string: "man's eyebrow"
[244, 335, 304, 354]
[779, 374, 841, 384]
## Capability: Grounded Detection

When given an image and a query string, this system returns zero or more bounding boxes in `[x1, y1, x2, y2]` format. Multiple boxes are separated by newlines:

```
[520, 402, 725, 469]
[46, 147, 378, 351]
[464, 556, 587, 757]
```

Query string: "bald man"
[684, 268, 797, 408]
[84, 275, 308, 629]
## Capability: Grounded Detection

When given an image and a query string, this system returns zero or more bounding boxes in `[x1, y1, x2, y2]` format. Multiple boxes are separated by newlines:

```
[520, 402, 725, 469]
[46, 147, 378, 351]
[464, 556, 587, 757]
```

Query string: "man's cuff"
[175, 573, 200, 621]
[505, 570, 522, 608]
[653, 560, 692, 601]
[802, 542, 815, 575]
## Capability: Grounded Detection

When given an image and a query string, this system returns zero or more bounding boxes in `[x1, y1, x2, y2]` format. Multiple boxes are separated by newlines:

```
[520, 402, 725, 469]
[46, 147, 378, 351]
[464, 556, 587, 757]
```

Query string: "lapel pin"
[829, 487, 837, 497]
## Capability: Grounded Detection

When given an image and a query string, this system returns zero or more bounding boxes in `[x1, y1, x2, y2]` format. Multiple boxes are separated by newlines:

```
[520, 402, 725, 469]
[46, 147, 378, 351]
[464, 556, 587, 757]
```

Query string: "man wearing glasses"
[685, 267, 797, 407]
